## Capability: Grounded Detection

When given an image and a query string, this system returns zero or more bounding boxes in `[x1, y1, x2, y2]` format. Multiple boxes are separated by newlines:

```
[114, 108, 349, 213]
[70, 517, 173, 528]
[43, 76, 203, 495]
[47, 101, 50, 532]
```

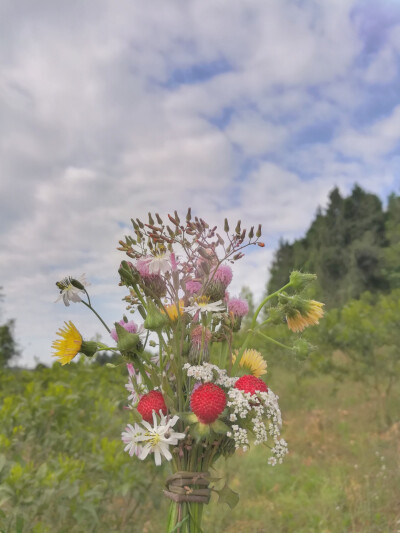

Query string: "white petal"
[152, 411, 159, 428]
[139, 444, 152, 461]
[154, 449, 162, 465]
[160, 446, 172, 461]
[141, 420, 152, 431]
[168, 415, 179, 427]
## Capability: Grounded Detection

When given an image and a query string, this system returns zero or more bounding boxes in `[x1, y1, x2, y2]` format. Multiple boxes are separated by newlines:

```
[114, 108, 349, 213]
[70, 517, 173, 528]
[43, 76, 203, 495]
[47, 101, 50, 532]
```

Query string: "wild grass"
[0, 363, 399, 533]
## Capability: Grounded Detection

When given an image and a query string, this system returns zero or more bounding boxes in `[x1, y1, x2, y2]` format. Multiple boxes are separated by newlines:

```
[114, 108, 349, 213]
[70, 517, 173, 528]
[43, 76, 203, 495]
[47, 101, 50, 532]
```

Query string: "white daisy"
[136, 411, 186, 466]
[125, 363, 147, 404]
[148, 252, 172, 275]
[184, 297, 226, 316]
[121, 423, 144, 457]
[55, 274, 89, 306]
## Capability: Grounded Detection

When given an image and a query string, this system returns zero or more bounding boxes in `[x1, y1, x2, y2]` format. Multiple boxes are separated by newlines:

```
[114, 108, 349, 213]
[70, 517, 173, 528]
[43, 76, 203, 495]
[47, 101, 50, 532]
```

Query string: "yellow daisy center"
[195, 296, 210, 307]
[146, 432, 161, 446]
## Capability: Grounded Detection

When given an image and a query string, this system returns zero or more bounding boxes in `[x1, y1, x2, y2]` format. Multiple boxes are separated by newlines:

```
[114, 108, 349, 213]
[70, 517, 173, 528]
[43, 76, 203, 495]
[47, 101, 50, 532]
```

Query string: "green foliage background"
[1, 361, 399, 532]
[0, 361, 160, 533]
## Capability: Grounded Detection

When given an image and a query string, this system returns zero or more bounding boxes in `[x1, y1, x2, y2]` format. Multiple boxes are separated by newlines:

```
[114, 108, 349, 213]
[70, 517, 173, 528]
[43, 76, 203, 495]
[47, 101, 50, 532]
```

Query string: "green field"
[1, 360, 399, 533]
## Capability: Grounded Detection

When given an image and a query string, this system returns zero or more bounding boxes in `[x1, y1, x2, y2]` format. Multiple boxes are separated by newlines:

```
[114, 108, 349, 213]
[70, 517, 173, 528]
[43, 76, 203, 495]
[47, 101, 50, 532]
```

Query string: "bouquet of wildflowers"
[53, 209, 324, 532]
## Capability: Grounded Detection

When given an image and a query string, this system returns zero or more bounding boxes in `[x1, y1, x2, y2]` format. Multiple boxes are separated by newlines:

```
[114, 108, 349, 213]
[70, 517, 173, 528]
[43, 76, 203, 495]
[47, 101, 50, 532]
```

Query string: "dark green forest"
[267, 185, 400, 307]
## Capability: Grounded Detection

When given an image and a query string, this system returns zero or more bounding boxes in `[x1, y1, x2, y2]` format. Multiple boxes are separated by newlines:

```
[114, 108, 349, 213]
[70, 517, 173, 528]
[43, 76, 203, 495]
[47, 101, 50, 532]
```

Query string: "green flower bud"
[115, 323, 141, 353]
[231, 316, 243, 333]
[203, 281, 226, 302]
[137, 305, 146, 319]
[279, 293, 309, 315]
[79, 341, 98, 358]
[70, 278, 85, 290]
[289, 271, 317, 291]
[292, 339, 313, 360]
[118, 261, 139, 287]
[144, 301, 168, 331]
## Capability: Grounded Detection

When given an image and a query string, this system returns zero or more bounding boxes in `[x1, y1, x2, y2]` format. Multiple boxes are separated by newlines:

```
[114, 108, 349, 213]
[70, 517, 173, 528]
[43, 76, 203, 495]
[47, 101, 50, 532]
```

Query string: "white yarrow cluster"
[183, 362, 237, 387]
[269, 438, 289, 465]
[226, 387, 288, 464]
[227, 425, 249, 450]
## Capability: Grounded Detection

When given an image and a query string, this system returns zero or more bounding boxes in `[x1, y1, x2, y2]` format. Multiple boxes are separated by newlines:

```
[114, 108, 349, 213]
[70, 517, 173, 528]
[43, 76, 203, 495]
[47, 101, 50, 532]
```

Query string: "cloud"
[334, 104, 400, 160]
[225, 111, 288, 157]
[363, 46, 398, 84]
[1, 0, 400, 366]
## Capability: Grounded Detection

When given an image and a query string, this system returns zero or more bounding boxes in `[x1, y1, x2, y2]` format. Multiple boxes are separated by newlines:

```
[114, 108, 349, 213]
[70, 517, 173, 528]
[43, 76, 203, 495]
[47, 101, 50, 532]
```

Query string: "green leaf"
[193, 422, 210, 440]
[210, 419, 230, 434]
[181, 412, 198, 425]
[215, 482, 240, 509]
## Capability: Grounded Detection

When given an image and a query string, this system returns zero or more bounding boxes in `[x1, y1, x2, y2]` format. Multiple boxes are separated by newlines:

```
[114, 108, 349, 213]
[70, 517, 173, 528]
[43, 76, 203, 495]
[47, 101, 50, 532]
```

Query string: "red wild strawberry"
[137, 390, 167, 423]
[190, 383, 226, 424]
[234, 375, 268, 396]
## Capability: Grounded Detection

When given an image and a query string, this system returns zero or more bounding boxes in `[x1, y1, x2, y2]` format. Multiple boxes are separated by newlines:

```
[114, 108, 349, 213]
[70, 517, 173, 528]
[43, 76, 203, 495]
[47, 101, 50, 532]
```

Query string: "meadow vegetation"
[1, 186, 399, 532]
[0, 359, 399, 533]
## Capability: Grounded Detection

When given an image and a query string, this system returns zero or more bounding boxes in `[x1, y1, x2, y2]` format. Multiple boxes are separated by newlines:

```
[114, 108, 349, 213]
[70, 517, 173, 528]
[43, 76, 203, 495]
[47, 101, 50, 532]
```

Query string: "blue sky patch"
[160, 57, 232, 89]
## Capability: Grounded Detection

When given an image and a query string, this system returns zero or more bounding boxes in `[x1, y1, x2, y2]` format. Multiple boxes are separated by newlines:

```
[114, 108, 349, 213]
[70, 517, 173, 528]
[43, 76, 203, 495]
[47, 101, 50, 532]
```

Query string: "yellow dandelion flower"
[233, 349, 267, 378]
[52, 321, 82, 365]
[286, 300, 324, 333]
[163, 300, 184, 321]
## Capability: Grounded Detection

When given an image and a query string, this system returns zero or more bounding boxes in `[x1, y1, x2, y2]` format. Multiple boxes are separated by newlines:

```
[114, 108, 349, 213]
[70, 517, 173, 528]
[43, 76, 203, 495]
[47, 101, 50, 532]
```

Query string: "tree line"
[267, 185, 400, 308]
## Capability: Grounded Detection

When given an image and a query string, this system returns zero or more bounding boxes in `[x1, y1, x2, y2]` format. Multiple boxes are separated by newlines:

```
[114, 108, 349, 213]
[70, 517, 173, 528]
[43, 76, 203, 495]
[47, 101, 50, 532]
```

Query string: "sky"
[1, 0, 400, 367]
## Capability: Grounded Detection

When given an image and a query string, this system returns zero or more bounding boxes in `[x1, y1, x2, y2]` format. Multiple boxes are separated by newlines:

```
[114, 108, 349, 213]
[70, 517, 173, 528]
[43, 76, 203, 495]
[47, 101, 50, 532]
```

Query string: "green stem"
[158, 332, 164, 375]
[96, 342, 118, 352]
[256, 318, 272, 329]
[142, 329, 150, 350]
[135, 357, 153, 390]
[174, 327, 184, 414]
[81, 300, 111, 333]
[83, 288, 91, 307]
[255, 330, 293, 351]
[250, 282, 292, 331]
[132, 282, 147, 310]
[232, 282, 292, 373]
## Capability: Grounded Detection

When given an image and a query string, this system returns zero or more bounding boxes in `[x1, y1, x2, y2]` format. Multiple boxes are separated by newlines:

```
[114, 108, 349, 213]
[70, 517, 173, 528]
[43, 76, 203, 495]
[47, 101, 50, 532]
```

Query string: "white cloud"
[364, 46, 398, 84]
[225, 111, 288, 156]
[238, 162, 336, 237]
[334, 105, 400, 160]
[1, 0, 399, 366]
